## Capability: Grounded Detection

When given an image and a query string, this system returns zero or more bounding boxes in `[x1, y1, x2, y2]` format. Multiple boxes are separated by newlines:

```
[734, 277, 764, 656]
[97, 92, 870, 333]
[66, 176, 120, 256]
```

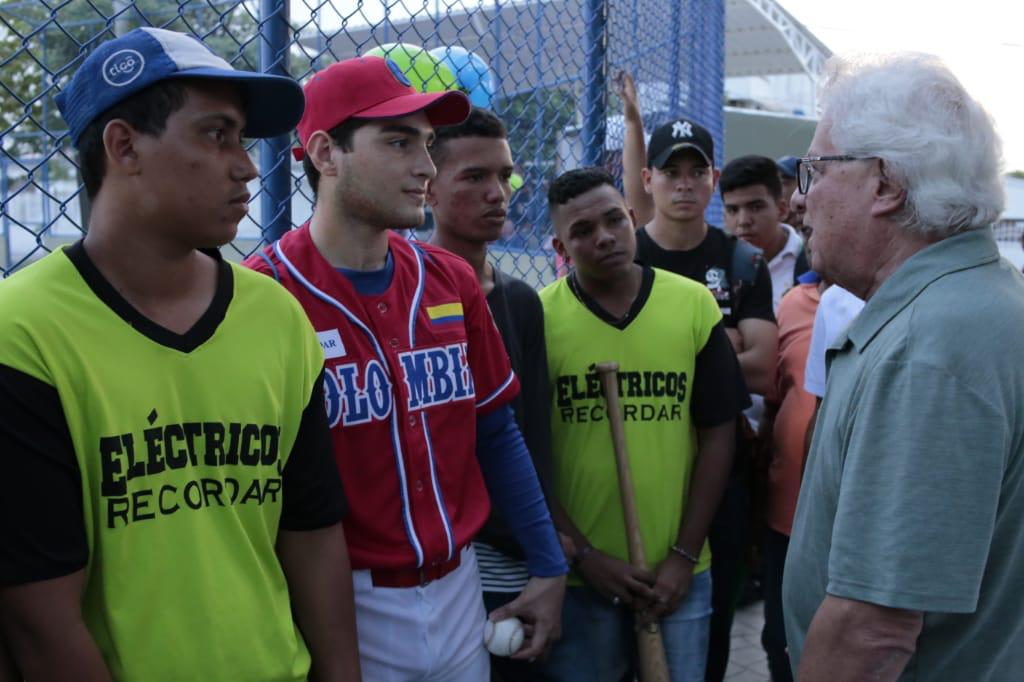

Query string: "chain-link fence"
[1, 0, 726, 285]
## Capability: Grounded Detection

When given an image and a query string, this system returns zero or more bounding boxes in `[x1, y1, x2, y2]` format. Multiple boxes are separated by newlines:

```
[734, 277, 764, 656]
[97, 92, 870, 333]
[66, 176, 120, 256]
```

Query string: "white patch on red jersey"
[316, 329, 346, 359]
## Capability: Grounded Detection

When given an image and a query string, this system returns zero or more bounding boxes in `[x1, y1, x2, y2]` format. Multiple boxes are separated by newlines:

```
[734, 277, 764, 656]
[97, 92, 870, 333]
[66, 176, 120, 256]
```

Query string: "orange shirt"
[766, 283, 820, 536]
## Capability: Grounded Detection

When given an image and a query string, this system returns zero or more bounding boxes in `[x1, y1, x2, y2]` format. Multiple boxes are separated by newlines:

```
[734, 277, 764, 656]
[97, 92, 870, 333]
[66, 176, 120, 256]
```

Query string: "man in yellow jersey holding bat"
[538, 168, 749, 681]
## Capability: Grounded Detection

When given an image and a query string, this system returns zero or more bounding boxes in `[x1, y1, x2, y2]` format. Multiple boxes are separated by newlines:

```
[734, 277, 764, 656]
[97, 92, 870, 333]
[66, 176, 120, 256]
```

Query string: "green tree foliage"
[1, 0, 260, 159]
[498, 86, 578, 173]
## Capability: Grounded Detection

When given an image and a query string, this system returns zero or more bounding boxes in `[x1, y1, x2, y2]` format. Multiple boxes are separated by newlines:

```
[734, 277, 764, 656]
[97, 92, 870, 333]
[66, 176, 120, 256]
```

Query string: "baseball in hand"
[483, 617, 525, 657]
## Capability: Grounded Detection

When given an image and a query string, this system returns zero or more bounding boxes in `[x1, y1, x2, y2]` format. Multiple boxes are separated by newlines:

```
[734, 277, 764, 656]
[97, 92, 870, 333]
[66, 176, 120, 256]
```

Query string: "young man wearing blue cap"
[0, 28, 360, 681]
[245, 57, 567, 680]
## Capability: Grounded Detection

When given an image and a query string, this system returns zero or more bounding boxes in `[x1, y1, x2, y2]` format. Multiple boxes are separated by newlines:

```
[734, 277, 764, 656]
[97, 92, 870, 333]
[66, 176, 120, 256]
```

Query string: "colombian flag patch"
[427, 302, 464, 324]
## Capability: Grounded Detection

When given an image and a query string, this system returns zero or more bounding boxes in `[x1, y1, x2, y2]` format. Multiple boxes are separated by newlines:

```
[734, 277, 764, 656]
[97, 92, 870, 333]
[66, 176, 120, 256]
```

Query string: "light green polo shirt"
[783, 228, 1024, 680]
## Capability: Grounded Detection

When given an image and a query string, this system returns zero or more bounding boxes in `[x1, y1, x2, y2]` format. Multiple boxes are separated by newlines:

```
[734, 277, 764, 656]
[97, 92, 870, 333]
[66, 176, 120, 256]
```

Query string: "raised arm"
[615, 71, 655, 226]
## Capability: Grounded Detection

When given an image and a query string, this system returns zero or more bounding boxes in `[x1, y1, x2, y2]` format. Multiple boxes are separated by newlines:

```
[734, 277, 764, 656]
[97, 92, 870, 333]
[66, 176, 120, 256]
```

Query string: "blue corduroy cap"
[55, 27, 304, 147]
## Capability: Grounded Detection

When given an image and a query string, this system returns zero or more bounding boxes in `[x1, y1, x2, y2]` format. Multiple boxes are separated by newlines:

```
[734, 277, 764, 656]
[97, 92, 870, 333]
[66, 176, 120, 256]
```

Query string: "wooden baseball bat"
[594, 362, 671, 682]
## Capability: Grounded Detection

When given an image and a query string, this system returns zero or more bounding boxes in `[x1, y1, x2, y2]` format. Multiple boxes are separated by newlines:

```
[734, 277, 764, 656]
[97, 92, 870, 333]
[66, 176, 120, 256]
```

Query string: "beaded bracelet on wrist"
[670, 544, 699, 564]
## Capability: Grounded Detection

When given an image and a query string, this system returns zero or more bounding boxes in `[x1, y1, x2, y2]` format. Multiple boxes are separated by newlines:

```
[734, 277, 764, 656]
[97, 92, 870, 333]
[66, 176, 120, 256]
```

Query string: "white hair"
[820, 53, 1005, 237]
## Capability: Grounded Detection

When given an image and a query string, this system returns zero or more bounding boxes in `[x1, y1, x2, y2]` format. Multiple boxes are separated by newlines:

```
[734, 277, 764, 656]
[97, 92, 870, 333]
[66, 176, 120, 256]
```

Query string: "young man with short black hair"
[540, 167, 748, 681]
[720, 155, 807, 313]
[0, 28, 359, 681]
[427, 106, 561, 681]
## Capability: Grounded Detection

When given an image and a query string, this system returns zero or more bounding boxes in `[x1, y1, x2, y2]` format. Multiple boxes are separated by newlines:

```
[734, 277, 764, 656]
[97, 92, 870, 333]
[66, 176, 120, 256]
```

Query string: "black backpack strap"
[793, 245, 811, 285]
[730, 236, 763, 287]
[728, 237, 764, 316]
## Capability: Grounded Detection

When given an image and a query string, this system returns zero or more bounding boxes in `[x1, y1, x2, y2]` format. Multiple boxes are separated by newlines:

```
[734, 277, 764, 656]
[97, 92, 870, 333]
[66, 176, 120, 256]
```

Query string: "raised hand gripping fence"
[1, 0, 725, 286]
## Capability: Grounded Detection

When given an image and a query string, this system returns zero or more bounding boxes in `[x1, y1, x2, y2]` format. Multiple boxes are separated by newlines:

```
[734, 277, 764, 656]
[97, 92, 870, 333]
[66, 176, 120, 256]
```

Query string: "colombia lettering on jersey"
[398, 343, 475, 410]
[323, 344, 476, 427]
[243, 227, 519, 571]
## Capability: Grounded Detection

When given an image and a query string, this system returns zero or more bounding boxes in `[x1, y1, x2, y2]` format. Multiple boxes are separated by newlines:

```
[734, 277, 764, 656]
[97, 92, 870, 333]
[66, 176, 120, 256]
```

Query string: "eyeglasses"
[797, 155, 880, 194]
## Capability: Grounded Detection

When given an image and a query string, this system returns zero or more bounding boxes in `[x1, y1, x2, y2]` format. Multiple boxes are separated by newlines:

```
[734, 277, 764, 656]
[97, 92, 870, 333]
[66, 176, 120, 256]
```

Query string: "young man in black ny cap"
[619, 100, 779, 681]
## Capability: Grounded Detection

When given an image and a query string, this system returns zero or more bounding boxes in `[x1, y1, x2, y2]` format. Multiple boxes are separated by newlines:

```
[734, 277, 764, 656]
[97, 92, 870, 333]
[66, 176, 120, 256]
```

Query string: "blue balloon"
[429, 46, 496, 108]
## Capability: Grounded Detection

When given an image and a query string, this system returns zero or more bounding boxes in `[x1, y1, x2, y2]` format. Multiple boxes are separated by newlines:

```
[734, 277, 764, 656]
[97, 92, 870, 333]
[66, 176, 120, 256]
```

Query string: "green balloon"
[366, 43, 458, 93]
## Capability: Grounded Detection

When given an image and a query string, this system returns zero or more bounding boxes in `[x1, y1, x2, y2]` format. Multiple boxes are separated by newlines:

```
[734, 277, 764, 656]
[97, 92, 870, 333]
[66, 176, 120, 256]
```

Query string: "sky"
[777, 0, 1024, 171]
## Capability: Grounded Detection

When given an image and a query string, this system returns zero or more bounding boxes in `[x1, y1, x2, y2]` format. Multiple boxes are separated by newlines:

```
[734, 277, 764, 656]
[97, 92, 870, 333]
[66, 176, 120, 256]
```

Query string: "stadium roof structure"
[725, 0, 832, 80]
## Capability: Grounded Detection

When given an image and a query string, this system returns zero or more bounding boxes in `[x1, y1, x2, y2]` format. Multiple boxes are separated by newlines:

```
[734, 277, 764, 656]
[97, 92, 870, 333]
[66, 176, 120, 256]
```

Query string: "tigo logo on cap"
[102, 49, 146, 87]
[55, 27, 305, 147]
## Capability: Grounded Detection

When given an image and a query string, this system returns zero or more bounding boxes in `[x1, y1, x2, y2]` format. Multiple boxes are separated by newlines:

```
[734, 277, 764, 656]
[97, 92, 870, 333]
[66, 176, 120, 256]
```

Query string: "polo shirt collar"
[770, 223, 804, 267]
[840, 228, 1000, 352]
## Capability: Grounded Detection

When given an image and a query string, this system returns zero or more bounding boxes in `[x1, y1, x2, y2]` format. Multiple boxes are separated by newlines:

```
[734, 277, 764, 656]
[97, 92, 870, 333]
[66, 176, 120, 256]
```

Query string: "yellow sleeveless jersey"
[540, 267, 723, 579]
[0, 244, 335, 680]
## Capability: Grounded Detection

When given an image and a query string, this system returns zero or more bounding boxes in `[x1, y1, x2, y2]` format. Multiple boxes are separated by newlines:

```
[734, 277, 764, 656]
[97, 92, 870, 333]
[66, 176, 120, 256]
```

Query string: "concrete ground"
[724, 600, 772, 681]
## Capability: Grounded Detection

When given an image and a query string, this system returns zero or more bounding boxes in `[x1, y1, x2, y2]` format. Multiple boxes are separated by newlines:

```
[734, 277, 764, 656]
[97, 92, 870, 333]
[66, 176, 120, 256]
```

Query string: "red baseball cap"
[293, 56, 471, 161]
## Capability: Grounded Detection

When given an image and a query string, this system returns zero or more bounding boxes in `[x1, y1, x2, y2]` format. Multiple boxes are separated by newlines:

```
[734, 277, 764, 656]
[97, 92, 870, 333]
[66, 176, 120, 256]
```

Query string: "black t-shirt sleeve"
[736, 258, 776, 324]
[794, 247, 811, 285]
[0, 365, 88, 585]
[690, 322, 752, 427]
[513, 283, 555, 490]
[279, 371, 348, 531]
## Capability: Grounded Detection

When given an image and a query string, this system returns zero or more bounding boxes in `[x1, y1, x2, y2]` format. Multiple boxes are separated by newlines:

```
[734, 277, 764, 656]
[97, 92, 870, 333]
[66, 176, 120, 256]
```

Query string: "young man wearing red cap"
[0, 28, 358, 681]
[245, 56, 568, 680]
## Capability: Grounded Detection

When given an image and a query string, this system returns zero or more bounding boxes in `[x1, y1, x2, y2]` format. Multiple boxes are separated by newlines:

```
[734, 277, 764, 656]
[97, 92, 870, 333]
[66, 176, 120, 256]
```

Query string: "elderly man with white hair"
[782, 53, 1024, 681]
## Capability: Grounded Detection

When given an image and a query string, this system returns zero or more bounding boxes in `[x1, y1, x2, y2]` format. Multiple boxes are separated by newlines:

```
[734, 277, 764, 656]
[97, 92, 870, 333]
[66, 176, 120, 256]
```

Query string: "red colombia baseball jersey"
[246, 226, 519, 570]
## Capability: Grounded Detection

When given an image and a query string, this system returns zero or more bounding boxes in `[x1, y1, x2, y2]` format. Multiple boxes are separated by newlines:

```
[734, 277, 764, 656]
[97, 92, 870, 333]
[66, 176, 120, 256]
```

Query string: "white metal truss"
[742, 0, 828, 80]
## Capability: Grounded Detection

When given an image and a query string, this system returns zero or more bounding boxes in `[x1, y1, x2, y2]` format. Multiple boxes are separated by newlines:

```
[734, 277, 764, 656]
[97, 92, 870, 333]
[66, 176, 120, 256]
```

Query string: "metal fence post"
[2, 156, 11, 272]
[702, 0, 726, 225]
[259, 0, 292, 241]
[581, 0, 606, 167]
[669, 0, 682, 114]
